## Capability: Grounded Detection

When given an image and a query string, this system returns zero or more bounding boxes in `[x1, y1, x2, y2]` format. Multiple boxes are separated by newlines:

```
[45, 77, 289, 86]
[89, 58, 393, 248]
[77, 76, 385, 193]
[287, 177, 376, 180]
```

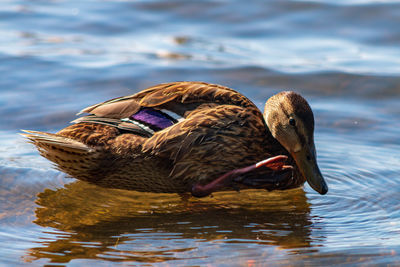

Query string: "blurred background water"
[1, 0, 400, 266]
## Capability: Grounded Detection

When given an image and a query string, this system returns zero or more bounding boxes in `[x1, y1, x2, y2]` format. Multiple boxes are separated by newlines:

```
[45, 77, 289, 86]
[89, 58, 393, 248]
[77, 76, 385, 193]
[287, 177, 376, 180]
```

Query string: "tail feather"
[21, 130, 100, 181]
[21, 130, 93, 153]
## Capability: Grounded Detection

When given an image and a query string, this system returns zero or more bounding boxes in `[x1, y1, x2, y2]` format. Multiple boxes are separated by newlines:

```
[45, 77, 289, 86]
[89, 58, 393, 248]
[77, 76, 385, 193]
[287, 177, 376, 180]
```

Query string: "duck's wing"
[74, 81, 259, 137]
[78, 81, 257, 119]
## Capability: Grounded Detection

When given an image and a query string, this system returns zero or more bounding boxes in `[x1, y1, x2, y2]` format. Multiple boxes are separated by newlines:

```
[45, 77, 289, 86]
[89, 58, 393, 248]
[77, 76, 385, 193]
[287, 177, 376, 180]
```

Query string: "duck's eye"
[289, 118, 296, 126]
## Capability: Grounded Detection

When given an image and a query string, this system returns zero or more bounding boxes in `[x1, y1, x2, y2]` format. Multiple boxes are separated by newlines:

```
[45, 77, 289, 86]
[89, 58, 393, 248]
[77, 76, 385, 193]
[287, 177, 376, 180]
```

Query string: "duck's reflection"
[28, 181, 315, 264]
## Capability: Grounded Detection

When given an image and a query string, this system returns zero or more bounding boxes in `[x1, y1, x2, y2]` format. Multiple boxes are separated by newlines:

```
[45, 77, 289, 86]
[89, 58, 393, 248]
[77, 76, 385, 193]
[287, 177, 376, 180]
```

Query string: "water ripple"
[1, 0, 400, 265]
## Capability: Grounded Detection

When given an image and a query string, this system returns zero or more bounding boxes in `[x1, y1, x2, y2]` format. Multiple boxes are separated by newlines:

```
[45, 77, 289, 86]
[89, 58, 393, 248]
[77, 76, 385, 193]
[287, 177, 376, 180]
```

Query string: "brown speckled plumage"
[22, 81, 327, 196]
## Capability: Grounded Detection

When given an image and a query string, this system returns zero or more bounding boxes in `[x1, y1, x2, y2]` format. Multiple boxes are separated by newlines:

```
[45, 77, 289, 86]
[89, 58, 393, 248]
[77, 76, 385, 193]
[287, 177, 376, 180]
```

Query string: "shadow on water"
[26, 181, 315, 264]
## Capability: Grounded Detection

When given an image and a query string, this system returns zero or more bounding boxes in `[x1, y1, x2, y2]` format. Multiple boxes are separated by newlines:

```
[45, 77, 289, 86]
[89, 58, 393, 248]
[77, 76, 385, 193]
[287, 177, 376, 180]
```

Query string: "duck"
[22, 81, 328, 197]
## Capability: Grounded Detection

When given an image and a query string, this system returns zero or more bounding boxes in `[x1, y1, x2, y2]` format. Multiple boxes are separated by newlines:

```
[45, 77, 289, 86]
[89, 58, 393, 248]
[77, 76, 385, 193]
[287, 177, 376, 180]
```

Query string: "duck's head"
[263, 91, 328, 195]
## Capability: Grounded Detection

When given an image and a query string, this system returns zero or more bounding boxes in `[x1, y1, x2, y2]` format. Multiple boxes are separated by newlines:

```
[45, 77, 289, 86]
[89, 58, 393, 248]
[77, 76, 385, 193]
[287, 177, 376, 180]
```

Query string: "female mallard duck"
[23, 82, 328, 197]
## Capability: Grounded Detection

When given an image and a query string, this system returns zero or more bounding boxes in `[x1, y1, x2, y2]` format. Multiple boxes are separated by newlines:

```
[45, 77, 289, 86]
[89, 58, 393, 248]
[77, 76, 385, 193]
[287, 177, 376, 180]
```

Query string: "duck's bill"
[293, 146, 328, 195]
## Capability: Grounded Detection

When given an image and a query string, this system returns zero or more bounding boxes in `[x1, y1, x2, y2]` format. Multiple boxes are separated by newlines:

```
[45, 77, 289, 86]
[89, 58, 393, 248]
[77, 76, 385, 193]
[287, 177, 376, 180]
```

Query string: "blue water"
[1, 0, 400, 265]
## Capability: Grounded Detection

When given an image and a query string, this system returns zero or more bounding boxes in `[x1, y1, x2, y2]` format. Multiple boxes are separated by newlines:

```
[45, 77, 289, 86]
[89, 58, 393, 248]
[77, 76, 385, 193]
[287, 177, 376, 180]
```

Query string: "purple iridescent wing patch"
[131, 108, 176, 130]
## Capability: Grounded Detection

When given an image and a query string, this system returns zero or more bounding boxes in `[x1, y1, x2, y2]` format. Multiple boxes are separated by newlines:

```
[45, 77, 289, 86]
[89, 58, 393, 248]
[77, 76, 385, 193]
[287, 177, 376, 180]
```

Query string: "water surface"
[1, 0, 400, 265]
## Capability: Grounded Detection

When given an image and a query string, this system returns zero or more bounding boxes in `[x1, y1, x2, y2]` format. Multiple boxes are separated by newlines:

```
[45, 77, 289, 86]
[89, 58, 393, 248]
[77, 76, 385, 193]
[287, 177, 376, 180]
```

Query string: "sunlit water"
[1, 0, 400, 266]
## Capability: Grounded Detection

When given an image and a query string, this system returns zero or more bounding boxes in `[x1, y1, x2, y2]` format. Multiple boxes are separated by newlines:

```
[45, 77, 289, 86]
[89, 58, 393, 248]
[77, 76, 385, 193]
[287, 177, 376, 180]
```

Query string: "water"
[1, 0, 400, 265]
